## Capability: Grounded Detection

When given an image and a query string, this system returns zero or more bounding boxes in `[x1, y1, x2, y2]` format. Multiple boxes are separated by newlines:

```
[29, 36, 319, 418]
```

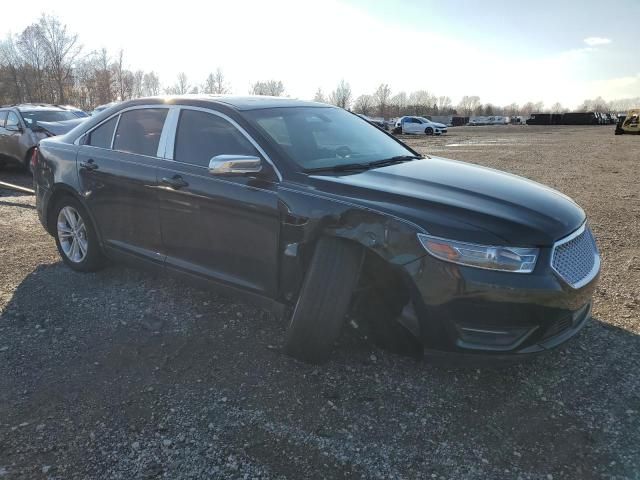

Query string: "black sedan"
[33, 96, 600, 363]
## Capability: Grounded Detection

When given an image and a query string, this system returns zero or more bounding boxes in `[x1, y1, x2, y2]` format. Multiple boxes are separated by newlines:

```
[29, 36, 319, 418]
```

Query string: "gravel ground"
[0, 125, 638, 479]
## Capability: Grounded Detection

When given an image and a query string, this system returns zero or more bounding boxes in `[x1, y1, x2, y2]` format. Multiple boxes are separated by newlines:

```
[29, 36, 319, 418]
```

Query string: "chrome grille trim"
[551, 223, 600, 289]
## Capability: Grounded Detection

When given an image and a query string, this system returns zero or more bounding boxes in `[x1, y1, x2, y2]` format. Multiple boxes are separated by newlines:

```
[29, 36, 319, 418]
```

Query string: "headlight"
[417, 233, 538, 273]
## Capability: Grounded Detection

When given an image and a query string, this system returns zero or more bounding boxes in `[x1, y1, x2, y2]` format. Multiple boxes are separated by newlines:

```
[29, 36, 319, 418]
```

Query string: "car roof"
[123, 95, 331, 111]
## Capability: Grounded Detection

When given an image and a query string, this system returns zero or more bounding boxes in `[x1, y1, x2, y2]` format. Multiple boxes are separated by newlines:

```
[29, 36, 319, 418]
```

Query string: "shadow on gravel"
[1, 264, 639, 479]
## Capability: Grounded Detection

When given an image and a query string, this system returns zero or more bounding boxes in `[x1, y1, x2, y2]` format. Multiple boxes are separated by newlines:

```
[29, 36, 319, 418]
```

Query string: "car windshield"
[246, 107, 417, 172]
[21, 110, 77, 126]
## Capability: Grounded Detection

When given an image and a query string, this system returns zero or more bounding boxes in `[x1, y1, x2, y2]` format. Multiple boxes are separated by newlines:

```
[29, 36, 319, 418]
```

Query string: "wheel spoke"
[63, 207, 76, 229]
[70, 238, 79, 261]
[57, 223, 73, 237]
[77, 236, 88, 256]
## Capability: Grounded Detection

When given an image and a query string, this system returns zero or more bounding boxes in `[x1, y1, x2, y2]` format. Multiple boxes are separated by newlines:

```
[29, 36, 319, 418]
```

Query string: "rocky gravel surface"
[0, 125, 639, 479]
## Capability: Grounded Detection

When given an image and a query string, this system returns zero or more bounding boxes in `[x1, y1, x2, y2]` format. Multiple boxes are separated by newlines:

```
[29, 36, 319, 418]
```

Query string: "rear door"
[76, 107, 169, 263]
[156, 107, 281, 297]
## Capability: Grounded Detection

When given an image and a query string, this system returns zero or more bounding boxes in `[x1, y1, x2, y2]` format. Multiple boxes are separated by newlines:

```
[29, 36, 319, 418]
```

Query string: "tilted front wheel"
[284, 237, 362, 363]
[425, 127, 434, 135]
[53, 197, 105, 272]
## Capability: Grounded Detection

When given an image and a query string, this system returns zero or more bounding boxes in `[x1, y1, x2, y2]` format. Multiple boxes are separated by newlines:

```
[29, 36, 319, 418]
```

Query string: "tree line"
[1, 14, 636, 117]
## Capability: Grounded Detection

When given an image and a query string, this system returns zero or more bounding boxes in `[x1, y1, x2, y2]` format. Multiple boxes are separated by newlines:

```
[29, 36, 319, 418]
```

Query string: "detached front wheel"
[284, 237, 362, 363]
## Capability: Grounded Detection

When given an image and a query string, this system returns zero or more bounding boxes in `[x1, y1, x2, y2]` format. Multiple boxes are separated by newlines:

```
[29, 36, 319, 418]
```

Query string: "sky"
[2, 0, 638, 109]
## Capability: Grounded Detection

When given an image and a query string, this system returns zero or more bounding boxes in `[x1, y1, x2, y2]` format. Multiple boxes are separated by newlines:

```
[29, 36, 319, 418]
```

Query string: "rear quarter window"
[87, 116, 118, 149]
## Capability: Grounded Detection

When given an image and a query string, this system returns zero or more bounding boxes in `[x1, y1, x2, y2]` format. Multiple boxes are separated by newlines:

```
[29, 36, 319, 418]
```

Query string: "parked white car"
[394, 116, 447, 135]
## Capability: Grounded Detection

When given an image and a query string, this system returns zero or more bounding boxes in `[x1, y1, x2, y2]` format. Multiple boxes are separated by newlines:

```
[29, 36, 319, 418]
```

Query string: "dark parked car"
[90, 101, 120, 116]
[33, 96, 600, 363]
[58, 105, 90, 118]
[562, 112, 599, 125]
[0, 104, 84, 174]
[356, 114, 388, 130]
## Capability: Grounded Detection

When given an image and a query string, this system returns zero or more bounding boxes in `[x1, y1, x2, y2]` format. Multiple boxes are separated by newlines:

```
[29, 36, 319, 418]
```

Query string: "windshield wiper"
[305, 163, 371, 173]
[367, 155, 423, 168]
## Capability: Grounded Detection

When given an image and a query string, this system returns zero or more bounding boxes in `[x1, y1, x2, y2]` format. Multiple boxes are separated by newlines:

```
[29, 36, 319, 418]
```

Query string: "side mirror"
[208, 155, 262, 175]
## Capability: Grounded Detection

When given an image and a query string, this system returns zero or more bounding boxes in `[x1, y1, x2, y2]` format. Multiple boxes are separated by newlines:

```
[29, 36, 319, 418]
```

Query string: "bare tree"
[374, 83, 392, 118]
[142, 71, 160, 96]
[504, 102, 520, 116]
[437, 95, 452, 113]
[550, 102, 565, 113]
[457, 96, 481, 116]
[166, 72, 190, 95]
[250, 80, 285, 96]
[0, 36, 25, 104]
[36, 14, 81, 103]
[390, 92, 408, 117]
[408, 90, 435, 115]
[113, 50, 135, 100]
[329, 79, 352, 109]
[579, 96, 607, 112]
[520, 102, 535, 115]
[16, 26, 47, 102]
[204, 67, 230, 94]
[132, 70, 144, 98]
[353, 94, 374, 115]
[313, 87, 326, 103]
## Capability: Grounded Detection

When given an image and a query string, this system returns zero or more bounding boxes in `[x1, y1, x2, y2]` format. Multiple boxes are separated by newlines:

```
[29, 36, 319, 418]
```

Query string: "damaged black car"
[33, 96, 600, 363]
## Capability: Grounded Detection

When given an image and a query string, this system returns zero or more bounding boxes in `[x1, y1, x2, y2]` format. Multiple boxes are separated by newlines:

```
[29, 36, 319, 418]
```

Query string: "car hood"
[309, 156, 585, 246]
[36, 118, 86, 135]
[429, 122, 447, 128]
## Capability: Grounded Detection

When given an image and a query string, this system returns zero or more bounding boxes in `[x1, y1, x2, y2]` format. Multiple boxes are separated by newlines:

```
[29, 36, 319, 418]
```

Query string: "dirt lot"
[0, 125, 639, 479]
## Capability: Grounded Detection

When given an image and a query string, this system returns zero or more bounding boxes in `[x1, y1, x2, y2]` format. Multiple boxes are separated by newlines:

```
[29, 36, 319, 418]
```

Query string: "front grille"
[551, 225, 600, 288]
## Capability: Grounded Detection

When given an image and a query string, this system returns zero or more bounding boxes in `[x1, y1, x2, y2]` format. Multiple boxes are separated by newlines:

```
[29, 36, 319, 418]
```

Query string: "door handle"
[79, 159, 99, 171]
[161, 175, 189, 189]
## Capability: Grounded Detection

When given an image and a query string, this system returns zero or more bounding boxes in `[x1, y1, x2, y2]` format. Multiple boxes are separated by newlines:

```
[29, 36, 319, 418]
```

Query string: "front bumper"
[400, 247, 598, 356]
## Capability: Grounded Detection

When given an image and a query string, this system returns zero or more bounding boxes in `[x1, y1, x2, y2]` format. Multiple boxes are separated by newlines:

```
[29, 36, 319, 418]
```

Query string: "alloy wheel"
[57, 206, 88, 263]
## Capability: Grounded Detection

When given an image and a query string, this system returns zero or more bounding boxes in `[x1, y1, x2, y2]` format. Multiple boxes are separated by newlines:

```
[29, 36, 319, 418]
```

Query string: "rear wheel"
[284, 237, 362, 363]
[52, 196, 105, 272]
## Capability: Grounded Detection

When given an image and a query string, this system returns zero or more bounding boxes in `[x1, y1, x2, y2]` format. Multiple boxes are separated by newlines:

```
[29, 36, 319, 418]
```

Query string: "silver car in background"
[0, 104, 85, 174]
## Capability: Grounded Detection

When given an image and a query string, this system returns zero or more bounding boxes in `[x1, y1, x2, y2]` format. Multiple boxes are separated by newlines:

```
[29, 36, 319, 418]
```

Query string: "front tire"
[284, 237, 362, 363]
[425, 127, 434, 135]
[52, 196, 105, 272]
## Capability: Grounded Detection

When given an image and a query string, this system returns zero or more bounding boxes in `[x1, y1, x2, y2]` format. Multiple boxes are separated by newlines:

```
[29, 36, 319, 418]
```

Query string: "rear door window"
[113, 108, 168, 157]
[173, 109, 259, 167]
[0, 111, 6, 128]
[87, 116, 118, 149]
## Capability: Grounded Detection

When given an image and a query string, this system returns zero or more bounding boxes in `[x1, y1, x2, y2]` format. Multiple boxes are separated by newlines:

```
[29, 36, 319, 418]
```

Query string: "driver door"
[157, 108, 280, 297]
[402, 117, 418, 134]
